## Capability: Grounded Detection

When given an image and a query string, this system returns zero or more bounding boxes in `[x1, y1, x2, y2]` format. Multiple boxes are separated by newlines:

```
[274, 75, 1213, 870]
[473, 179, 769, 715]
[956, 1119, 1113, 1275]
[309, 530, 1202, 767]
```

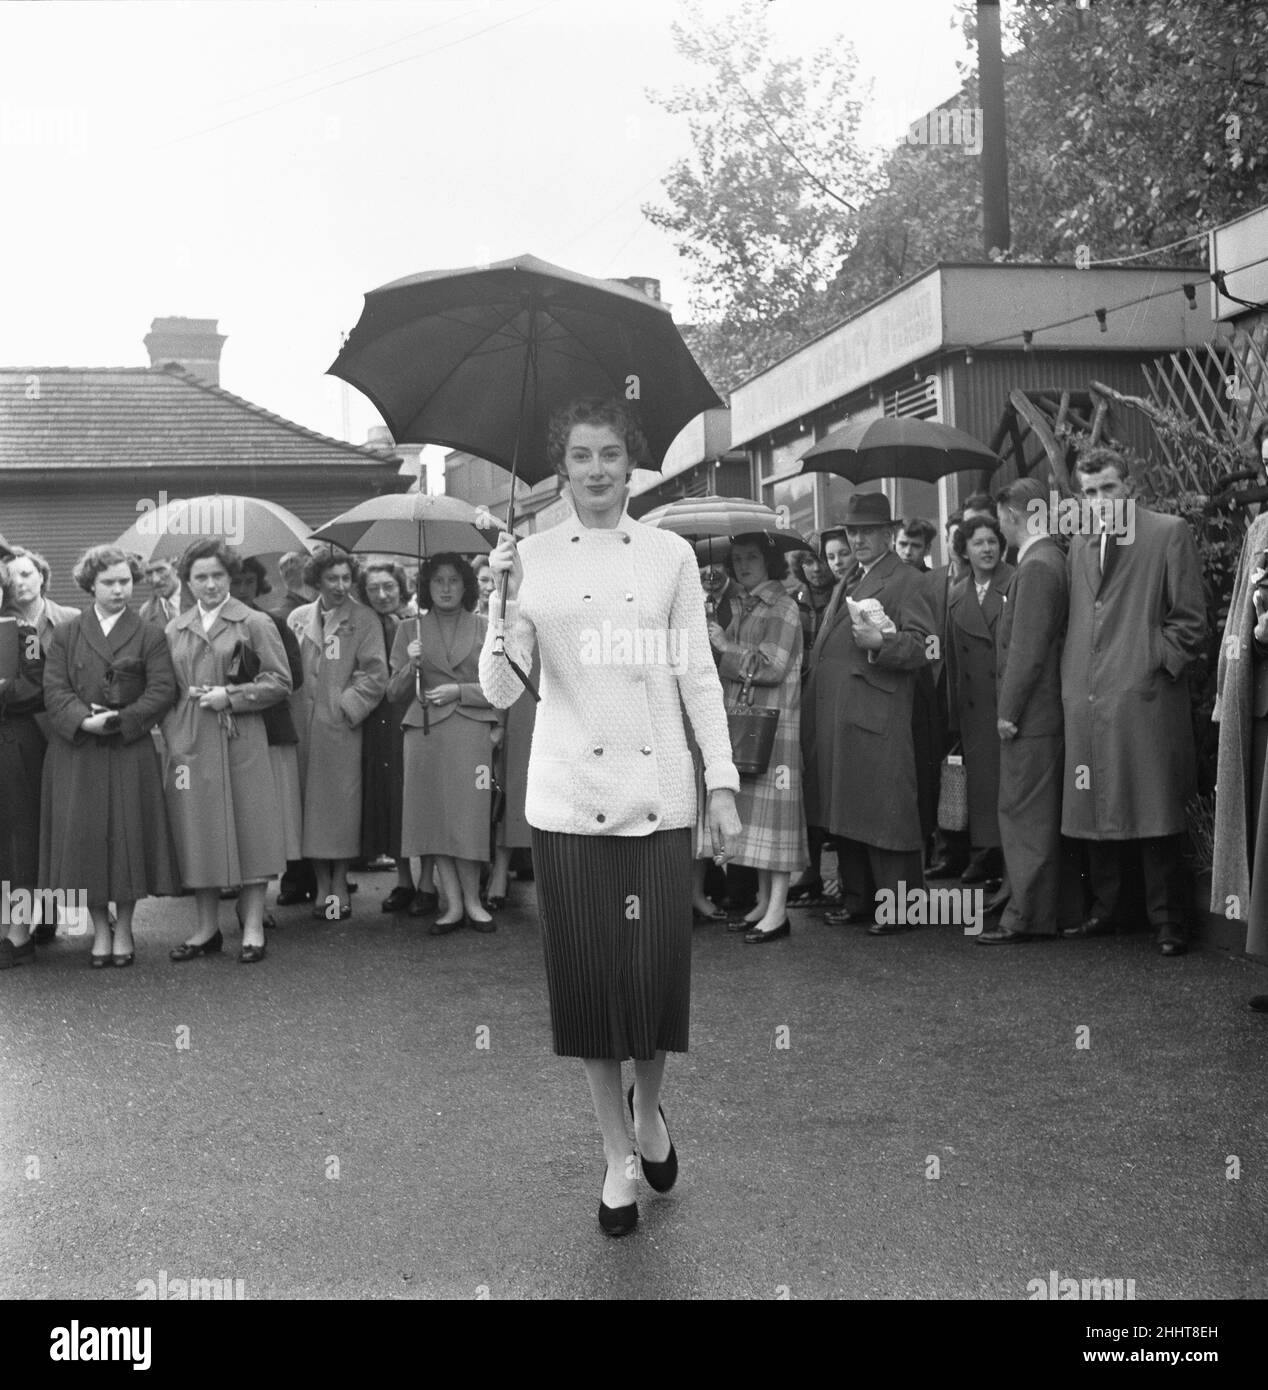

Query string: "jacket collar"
[81, 604, 141, 663]
[420, 607, 478, 677]
[561, 503, 637, 540]
[174, 594, 252, 644]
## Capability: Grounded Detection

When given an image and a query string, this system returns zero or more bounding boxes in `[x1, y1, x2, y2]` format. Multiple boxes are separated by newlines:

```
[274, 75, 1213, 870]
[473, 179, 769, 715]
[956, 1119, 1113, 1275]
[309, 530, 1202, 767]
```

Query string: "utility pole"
[978, 0, 1011, 256]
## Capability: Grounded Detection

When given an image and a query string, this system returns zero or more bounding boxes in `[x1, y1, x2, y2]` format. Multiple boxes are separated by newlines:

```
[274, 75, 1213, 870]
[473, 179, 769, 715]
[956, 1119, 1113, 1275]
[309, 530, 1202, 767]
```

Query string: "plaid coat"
[696, 580, 808, 872]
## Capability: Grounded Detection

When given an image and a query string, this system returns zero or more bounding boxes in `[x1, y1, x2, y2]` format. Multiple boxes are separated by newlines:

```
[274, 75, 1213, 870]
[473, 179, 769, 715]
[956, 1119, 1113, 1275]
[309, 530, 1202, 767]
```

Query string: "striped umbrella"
[113, 495, 314, 563]
[309, 493, 499, 560]
[640, 496, 809, 559]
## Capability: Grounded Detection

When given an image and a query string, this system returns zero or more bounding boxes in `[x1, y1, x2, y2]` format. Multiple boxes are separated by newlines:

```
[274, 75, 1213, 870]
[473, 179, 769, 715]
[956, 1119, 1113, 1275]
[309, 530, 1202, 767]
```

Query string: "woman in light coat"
[288, 547, 388, 920]
[164, 539, 292, 964]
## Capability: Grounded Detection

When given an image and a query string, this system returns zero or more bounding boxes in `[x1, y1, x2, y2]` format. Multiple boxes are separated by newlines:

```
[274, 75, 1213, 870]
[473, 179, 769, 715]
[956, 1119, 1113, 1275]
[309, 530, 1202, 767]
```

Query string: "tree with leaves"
[642, 0, 876, 392]
[648, 0, 1268, 394]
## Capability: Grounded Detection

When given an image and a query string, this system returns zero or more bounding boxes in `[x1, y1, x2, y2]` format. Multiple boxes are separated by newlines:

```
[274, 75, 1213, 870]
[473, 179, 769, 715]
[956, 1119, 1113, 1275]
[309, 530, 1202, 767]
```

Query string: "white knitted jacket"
[479, 507, 740, 836]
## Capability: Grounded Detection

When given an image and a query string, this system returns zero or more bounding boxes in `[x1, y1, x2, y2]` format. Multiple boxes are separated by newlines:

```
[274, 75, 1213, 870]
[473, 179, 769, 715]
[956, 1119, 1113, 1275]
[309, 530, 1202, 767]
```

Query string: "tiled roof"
[0, 365, 400, 471]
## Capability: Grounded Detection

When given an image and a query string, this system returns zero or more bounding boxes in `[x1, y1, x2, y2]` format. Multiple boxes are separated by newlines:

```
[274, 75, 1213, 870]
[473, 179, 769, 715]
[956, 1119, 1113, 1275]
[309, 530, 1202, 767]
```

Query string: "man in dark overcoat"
[1059, 448, 1206, 955]
[978, 477, 1079, 942]
[802, 492, 935, 934]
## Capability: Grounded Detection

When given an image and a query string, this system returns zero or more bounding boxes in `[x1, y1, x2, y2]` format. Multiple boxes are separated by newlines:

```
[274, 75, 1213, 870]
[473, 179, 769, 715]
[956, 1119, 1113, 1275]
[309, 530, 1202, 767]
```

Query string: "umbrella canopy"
[327, 253, 722, 484]
[310, 493, 497, 560]
[641, 496, 809, 550]
[113, 495, 314, 563]
[798, 417, 1000, 485]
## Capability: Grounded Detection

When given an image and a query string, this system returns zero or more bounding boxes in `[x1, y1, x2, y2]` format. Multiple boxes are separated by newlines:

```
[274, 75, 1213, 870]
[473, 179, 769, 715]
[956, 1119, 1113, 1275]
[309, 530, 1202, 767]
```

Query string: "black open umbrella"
[798, 416, 999, 485]
[328, 253, 722, 692]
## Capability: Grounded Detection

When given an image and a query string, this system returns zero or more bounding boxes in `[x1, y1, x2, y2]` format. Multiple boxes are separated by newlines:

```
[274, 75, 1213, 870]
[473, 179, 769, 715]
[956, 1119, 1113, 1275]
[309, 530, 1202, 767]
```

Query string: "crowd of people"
[0, 535, 529, 968]
[1, 433, 1262, 973]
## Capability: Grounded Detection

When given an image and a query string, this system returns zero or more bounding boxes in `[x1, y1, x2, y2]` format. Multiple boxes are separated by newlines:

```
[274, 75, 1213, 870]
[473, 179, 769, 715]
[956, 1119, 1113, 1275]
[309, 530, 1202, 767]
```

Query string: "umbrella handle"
[492, 532, 539, 703]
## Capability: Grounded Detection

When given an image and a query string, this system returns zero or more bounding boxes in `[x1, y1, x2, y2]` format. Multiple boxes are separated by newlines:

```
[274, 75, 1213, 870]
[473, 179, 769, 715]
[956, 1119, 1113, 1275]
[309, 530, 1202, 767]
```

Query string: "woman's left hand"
[424, 683, 459, 706]
[707, 621, 728, 652]
[198, 686, 231, 711]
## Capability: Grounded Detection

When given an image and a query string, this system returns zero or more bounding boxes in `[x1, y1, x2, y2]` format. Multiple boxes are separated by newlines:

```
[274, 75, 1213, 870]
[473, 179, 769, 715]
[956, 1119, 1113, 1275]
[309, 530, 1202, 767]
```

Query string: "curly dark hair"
[546, 397, 647, 473]
[73, 545, 145, 593]
[724, 532, 788, 582]
[302, 544, 360, 590]
[177, 538, 243, 584]
[1074, 445, 1131, 482]
[952, 514, 1005, 560]
[418, 552, 478, 612]
[236, 555, 271, 595]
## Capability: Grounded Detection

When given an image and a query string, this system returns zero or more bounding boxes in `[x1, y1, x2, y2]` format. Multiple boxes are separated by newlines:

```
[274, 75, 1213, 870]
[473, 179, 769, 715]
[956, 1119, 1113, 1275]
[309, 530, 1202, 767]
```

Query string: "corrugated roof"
[0, 365, 400, 471]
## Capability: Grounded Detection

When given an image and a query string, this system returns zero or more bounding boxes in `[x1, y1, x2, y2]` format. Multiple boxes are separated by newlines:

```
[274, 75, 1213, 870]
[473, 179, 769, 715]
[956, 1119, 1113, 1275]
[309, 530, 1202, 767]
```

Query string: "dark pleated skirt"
[531, 826, 692, 1060]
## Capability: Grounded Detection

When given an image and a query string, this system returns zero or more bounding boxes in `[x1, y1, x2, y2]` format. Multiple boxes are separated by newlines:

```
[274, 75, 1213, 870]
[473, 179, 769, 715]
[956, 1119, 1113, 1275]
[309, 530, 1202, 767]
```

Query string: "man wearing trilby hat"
[801, 492, 936, 934]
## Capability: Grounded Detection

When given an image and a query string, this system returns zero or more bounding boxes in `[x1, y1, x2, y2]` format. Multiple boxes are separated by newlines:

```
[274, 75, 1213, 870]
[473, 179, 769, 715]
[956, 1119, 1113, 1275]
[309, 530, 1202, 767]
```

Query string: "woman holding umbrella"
[388, 553, 500, 933]
[480, 397, 742, 1237]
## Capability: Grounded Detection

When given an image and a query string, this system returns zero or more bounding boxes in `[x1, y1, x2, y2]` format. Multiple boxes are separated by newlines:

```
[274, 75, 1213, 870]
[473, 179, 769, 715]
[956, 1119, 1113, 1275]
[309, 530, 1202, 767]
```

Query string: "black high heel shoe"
[169, 929, 223, 962]
[598, 1164, 638, 1237]
[627, 1084, 678, 1194]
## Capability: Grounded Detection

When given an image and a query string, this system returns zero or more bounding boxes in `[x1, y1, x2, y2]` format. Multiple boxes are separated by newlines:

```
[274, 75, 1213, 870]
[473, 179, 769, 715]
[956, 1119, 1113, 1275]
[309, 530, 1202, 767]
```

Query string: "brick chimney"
[144, 317, 226, 386]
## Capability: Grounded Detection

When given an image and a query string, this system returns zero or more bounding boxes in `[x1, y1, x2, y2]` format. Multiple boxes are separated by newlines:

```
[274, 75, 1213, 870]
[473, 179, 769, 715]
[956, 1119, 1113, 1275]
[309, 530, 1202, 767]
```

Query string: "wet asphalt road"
[2, 870, 1266, 1301]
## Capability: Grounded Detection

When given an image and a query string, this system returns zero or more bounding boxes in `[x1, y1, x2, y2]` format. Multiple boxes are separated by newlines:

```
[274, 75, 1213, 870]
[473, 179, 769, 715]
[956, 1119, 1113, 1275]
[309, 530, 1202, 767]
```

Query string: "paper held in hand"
[846, 596, 896, 634]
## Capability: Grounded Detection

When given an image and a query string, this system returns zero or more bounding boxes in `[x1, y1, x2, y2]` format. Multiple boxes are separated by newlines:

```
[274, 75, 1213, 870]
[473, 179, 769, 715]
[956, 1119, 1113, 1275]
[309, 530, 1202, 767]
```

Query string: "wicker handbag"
[937, 743, 969, 832]
[727, 650, 779, 778]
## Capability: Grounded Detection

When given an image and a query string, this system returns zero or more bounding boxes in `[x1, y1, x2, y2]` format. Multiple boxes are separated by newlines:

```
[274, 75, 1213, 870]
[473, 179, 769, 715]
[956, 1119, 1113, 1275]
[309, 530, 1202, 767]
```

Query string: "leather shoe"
[469, 913, 497, 933]
[91, 952, 113, 969]
[976, 926, 1049, 944]
[867, 921, 914, 936]
[692, 905, 727, 923]
[1061, 915, 1115, 939]
[381, 886, 415, 913]
[1248, 995, 1268, 1013]
[0, 938, 36, 969]
[959, 854, 999, 885]
[170, 929, 223, 962]
[429, 914, 465, 936]
[408, 891, 439, 918]
[1157, 938, 1187, 957]
[744, 918, 790, 943]
[627, 1084, 677, 1193]
[111, 951, 135, 967]
[925, 859, 965, 880]
[824, 907, 872, 926]
[598, 1173, 638, 1237]
[276, 888, 313, 906]
[239, 942, 266, 964]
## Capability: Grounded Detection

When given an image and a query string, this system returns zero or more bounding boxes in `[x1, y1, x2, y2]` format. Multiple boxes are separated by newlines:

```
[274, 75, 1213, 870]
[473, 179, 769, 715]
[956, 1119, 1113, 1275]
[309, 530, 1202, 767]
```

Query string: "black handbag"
[726, 650, 779, 778]
[225, 639, 261, 686]
[100, 656, 146, 710]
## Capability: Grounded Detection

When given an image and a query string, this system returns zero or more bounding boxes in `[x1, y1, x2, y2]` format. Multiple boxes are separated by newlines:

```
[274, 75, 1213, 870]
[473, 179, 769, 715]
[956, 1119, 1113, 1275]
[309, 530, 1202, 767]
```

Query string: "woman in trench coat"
[165, 539, 292, 965]
[40, 546, 179, 965]
[288, 547, 388, 920]
[946, 515, 1013, 882]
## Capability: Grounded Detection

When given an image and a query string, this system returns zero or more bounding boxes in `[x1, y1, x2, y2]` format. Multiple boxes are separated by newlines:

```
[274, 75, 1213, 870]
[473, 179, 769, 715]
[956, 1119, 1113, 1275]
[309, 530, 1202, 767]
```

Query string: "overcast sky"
[0, 0, 972, 458]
